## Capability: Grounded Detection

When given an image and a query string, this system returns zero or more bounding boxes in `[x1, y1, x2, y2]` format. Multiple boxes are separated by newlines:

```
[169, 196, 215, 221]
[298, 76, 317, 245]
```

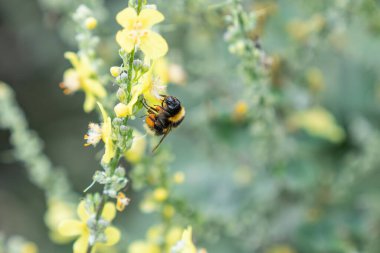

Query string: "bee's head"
[164, 96, 181, 114]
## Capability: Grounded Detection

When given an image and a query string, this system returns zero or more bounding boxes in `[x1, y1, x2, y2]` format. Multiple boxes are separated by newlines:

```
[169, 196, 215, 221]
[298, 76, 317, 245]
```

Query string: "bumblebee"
[143, 95, 185, 152]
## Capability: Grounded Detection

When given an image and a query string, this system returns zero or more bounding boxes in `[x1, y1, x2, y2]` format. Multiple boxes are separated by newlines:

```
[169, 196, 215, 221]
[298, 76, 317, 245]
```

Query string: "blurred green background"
[1, 0, 380, 252]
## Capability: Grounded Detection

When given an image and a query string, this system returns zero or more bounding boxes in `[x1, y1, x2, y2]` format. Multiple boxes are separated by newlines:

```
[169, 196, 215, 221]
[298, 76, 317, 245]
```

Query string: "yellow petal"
[102, 137, 115, 164]
[97, 102, 109, 124]
[153, 58, 170, 85]
[140, 31, 168, 59]
[64, 52, 80, 70]
[77, 201, 90, 222]
[104, 226, 121, 245]
[139, 9, 164, 28]
[116, 7, 137, 29]
[78, 55, 95, 78]
[122, 85, 144, 116]
[73, 236, 88, 253]
[116, 30, 135, 53]
[49, 230, 74, 244]
[84, 93, 96, 113]
[57, 219, 83, 237]
[102, 202, 116, 221]
[83, 79, 107, 98]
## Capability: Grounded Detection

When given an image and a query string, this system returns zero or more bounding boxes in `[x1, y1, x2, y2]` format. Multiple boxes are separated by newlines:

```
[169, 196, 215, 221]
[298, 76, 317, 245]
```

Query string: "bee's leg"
[142, 98, 159, 114]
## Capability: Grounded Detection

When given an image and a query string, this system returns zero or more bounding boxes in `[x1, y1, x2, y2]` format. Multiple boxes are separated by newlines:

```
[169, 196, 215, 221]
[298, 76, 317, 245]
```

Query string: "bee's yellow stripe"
[169, 107, 185, 122]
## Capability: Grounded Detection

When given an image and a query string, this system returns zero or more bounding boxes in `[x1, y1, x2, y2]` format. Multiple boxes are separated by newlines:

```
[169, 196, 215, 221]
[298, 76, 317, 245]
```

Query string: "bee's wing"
[152, 126, 172, 153]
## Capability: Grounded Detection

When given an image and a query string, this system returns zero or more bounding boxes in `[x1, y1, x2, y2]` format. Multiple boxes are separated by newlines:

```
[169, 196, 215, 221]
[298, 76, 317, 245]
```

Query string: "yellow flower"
[84, 103, 115, 164]
[288, 107, 345, 143]
[44, 199, 76, 244]
[58, 201, 120, 253]
[61, 52, 107, 112]
[171, 227, 197, 253]
[116, 7, 168, 59]
[117, 64, 167, 117]
[124, 129, 147, 163]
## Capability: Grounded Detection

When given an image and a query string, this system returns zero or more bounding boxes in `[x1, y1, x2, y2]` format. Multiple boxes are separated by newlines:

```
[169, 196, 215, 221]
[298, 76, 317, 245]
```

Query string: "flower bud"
[133, 59, 142, 69]
[112, 117, 123, 126]
[110, 66, 122, 77]
[116, 88, 127, 102]
[153, 187, 168, 202]
[142, 63, 150, 73]
[119, 125, 129, 135]
[85, 17, 97, 30]
[114, 103, 129, 118]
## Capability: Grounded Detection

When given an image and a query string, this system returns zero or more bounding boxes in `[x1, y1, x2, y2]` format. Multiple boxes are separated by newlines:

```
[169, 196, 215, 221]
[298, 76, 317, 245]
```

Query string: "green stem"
[86, 150, 122, 253]
[126, 48, 135, 101]
[137, 0, 143, 14]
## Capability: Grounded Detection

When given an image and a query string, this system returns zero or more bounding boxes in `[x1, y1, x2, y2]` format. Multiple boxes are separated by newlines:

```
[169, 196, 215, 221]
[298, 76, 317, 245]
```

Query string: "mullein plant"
[0, 82, 79, 244]
[223, 0, 277, 136]
[57, 1, 204, 253]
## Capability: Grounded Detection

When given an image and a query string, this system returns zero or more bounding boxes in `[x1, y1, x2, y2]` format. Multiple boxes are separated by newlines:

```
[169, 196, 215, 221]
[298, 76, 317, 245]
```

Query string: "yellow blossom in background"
[139, 195, 158, 213]
[20, 242, 38, 253]
[163, 205, 176, 219]
[171, 227, 197, 253]
[44, 199, 76, 244]
[265, 245, 296, 253]
[128, 225, 183, 253]
[84, 103, 116, 164]
[173, 171, 185, 184]
[233, 100, 249, 121]
[154, 58, 187, 85]
[124, 129, 147, 164]
[287, 14, 325, 41]
[165, 226, 183, 249]
[128, 241, 160, 253]
[153, 187, 168, 202]
[288, 107, 345, 143]
[116, 7, 168, 59]
[60, 52, 107, 112]
[233, 166, 254, 186]
[58, 201, 120, 253]
[306, 67, 325, 93]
